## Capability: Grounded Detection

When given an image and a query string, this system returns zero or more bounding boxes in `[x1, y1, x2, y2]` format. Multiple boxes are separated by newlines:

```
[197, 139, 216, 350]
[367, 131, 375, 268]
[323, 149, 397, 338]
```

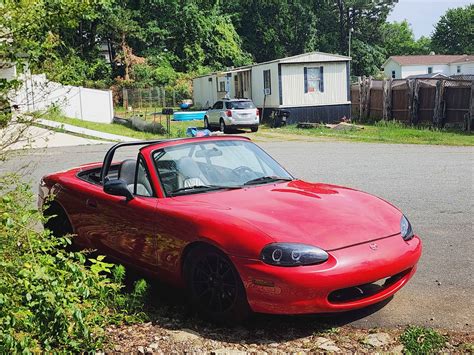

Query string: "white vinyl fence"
[10, 74, 114, 123]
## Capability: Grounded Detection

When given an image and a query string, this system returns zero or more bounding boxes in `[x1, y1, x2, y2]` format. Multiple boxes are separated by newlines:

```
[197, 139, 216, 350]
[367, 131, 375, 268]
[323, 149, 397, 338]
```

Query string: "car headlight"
[260, 243, 329, 266]
[400, 215, 414, 241]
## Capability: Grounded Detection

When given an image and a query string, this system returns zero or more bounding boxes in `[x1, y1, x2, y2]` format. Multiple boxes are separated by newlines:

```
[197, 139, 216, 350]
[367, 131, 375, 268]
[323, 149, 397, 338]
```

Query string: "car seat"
[176, 157, 208, 188]
[118, 159, 153, 196]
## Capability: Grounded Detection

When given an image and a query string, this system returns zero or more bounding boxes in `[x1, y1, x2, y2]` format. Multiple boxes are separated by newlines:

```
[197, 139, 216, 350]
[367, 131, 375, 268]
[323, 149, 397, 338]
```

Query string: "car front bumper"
[230, 234, 422, 314]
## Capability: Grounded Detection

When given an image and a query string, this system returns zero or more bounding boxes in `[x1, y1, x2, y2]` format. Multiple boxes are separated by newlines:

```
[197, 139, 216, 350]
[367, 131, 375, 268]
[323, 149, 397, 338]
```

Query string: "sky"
[387, 0, 473, 38]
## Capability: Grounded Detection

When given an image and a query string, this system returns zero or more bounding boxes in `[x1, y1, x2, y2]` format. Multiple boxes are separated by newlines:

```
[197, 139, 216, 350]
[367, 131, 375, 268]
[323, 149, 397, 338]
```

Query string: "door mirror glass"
[104, 178, 134, 201]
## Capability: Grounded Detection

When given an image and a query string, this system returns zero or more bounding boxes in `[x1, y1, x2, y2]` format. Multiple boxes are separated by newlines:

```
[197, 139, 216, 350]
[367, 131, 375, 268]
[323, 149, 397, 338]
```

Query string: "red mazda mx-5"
[39, 136, 422, 322]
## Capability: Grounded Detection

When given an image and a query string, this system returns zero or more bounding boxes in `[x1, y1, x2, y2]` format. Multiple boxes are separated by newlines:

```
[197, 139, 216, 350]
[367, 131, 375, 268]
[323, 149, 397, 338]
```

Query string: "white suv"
[204, 99, 260, 133]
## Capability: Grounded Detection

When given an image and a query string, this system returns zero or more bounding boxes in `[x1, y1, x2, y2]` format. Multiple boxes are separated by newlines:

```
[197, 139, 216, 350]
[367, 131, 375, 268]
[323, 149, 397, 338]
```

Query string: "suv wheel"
[220, 119, 228, 134]
[250, 126, 259, 133]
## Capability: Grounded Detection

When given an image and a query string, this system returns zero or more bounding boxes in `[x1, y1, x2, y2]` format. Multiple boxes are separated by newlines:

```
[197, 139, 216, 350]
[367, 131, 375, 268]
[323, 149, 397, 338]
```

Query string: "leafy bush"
[0, 175, 148, 352]
[400, 326, 446, 354]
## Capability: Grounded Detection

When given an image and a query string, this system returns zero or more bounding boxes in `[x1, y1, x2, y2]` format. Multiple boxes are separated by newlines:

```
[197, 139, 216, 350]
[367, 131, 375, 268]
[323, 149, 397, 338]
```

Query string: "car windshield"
[153, 140, 292, 196]
[225, 101, 255, 110]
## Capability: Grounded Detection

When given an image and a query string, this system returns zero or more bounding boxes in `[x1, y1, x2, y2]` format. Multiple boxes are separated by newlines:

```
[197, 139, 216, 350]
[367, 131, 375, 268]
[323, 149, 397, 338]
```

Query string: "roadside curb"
[37, 119, 139, 142]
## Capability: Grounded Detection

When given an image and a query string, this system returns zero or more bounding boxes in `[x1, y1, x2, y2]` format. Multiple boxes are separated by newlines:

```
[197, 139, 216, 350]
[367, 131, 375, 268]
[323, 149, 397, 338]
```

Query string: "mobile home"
[193, 52, 351, 123]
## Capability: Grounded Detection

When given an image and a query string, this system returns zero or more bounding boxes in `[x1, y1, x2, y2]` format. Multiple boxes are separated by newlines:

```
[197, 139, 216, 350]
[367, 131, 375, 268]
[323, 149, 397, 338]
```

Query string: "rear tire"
[250, 126, 259, 132]
[184, 245, 250, 324]
[219, 119, 228, 134]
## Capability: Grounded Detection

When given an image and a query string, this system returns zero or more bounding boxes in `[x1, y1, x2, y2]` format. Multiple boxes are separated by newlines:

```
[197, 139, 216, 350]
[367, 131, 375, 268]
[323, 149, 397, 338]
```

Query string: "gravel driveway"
[1, 140, 472, 331]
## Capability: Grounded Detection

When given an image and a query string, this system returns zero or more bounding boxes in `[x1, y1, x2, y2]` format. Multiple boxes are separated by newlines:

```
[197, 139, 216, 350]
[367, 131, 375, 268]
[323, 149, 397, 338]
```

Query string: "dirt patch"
[106, 321, 473, 353]
[105, 283, 473, 353]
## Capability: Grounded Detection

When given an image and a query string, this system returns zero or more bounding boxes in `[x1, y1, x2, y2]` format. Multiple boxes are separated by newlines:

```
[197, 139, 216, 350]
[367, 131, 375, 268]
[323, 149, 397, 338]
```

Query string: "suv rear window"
[225, 101, 256, 109]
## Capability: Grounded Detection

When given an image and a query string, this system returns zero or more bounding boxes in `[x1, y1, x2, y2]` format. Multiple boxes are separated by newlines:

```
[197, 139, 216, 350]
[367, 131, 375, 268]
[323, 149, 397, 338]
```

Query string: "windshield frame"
[151, 139, 294, 197]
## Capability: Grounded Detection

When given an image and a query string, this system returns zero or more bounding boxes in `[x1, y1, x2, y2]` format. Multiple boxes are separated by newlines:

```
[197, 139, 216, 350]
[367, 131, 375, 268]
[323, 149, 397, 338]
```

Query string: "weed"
[400, 326, 446, 354]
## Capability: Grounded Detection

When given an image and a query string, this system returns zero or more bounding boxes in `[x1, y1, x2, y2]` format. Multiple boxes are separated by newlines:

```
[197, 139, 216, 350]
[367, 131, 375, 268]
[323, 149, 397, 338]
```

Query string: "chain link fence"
[122, 87, 189, 110]
[117, 86, 192, 122]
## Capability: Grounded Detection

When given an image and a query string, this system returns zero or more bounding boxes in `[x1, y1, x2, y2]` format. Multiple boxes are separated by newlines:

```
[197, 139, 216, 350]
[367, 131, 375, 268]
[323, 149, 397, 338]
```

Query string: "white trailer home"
[382, 54, 474, 79]
[192, 51, 351, 123]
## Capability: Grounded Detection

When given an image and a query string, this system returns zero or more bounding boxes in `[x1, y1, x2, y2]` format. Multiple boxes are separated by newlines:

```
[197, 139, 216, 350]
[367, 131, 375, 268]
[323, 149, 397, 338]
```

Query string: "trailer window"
[304, 67, 324, 93]
[263, 70, 271, 95]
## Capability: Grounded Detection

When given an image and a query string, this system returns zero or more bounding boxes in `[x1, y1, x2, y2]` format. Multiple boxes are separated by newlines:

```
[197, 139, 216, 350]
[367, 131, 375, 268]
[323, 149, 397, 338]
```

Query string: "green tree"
[222, 0, 318, 62]
[1, 0, 113, 86]
[431, 4, 474, 54]
[382, 21, 432, 56]
[334, 0, 398, 55]
[351, 39, 386, 76]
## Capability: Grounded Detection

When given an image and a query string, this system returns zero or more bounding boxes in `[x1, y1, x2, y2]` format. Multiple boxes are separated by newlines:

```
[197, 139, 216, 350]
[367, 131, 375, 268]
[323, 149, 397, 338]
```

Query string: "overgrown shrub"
[0, 175, 148, 352]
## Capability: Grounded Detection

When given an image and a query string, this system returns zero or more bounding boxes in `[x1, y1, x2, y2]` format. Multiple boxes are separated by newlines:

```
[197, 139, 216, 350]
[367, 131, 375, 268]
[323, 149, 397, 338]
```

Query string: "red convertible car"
[39, 136, 422, 322]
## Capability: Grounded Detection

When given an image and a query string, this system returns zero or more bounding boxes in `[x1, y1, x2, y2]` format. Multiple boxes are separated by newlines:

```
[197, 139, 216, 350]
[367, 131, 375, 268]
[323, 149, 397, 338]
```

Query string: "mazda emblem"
[369, 243, 378, 250]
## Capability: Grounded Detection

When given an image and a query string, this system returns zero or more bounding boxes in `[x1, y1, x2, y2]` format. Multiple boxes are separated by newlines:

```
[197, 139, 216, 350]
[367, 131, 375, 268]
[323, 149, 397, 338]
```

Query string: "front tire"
[184, 245, 250, 324]
[204, 117, 210, 130]
[43, 202, 73, 238]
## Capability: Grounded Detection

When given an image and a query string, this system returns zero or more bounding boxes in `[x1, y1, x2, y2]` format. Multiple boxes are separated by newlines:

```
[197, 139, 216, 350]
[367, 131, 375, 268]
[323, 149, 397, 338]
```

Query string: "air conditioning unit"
[264, 88, 271, 95]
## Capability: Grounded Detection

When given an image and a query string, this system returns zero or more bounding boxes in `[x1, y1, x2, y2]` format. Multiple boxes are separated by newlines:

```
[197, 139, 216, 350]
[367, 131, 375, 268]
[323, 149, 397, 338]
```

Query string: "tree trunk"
[336, 0, 346, 54]
[121, 32, 130, 81]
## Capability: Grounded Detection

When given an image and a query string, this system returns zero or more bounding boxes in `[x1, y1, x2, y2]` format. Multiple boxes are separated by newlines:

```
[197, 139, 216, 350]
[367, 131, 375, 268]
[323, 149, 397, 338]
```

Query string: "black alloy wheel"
[184, 245, 250, 324]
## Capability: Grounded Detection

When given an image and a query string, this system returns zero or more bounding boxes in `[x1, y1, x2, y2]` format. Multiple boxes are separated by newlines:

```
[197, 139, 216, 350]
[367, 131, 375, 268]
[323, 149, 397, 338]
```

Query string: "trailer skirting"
[261, 104, 351, 124]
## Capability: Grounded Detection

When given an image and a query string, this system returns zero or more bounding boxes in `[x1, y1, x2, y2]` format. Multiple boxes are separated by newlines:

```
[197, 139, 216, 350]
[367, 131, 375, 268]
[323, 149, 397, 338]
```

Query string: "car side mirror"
[104, 179, 134, 201]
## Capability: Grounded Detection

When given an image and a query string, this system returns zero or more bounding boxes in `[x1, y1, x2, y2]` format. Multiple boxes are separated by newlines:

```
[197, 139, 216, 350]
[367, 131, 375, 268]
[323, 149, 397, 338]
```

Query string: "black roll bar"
[99, 136, 252, 184]
[99, 140, 164, 184]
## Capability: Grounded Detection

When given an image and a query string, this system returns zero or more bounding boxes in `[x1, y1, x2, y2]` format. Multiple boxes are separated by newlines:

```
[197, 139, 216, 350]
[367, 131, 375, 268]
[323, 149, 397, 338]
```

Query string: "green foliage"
[400, 326, 446, 354]
[382, 21, 432, 56]
[3, 0, 470, 86]
[351, 39, 386, 77]
[43, 54, 112, 87]
[0, 95, 13, 129]
[0, 175, 148, 352]
[431, 4, 474, 54]
[223, 0, 317, 63]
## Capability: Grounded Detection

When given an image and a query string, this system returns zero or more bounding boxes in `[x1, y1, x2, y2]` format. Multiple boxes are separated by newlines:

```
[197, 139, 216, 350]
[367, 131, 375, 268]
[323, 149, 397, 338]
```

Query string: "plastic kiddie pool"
[172, 111, 206, 121]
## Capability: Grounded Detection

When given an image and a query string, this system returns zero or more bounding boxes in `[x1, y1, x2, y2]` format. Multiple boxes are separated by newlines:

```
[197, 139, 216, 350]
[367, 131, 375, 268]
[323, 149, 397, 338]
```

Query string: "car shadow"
[226, 128, 253, 135]
[124, 272, 393, 344]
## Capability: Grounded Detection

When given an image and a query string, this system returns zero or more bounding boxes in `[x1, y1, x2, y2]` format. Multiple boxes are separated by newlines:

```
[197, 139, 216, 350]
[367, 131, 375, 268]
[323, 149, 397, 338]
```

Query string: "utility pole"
[348, 27, 354, 57]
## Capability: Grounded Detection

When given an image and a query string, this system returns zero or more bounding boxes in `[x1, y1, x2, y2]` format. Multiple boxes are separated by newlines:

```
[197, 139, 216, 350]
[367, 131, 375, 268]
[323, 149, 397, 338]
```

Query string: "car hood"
[179, 180, 402, 251]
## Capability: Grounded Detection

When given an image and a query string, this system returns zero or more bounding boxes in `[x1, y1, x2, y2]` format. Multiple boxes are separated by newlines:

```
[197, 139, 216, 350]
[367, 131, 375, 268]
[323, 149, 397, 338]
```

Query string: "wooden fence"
[351, 77, 474, 131]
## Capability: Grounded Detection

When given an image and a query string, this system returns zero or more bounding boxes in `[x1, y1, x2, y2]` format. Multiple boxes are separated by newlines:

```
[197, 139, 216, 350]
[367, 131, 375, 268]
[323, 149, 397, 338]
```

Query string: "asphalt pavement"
[1, 140, 472, 331]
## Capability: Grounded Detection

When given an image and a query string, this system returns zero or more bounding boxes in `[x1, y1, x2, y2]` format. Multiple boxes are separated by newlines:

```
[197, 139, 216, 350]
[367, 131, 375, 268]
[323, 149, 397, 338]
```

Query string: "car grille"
[328, 269, 411, 304]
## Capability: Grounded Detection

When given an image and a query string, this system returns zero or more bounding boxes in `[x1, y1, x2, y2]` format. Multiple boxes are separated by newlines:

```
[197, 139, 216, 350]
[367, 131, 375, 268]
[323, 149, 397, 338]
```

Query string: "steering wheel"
[232, 166, 255, 180]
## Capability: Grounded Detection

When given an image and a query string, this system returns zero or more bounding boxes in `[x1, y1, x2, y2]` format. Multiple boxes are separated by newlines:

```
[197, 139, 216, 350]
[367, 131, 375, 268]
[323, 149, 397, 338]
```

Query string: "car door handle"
[86, 199, 98, 208]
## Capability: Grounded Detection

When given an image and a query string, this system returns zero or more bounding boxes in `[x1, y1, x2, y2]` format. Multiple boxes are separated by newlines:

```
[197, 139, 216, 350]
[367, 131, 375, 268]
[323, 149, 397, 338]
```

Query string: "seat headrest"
[177, 157, 202, 179]
[118, 159, 136, 185]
